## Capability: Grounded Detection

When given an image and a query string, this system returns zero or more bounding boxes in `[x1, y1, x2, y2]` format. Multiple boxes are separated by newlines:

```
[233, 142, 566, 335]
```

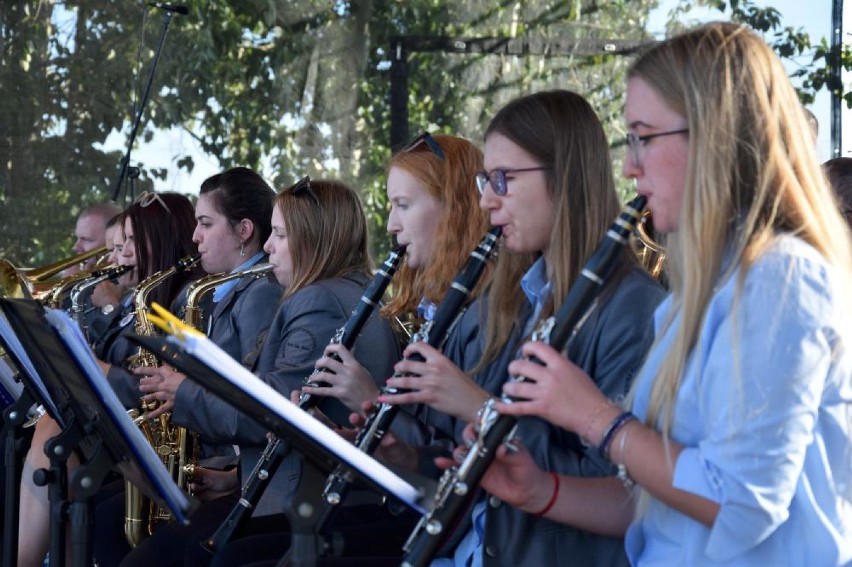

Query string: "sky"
[111, 1, 849, 195]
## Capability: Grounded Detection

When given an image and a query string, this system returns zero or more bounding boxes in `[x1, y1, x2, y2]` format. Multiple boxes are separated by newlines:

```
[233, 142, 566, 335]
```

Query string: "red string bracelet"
[533, 471, 560, 516]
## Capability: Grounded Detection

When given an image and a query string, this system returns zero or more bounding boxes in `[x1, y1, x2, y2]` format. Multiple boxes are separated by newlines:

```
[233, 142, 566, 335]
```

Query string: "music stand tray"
[131, 331, 430, 516]
[0, 299, 195, 564]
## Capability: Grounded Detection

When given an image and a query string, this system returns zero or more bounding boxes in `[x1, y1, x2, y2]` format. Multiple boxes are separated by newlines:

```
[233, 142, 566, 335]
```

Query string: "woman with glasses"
[470, 23, 852, 566]
[356, 90, 665, 567]
[18, 192, 202, 567]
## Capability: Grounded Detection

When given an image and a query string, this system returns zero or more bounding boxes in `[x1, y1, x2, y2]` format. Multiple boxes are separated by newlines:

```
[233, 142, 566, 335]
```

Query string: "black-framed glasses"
[625, 128, 689, 167]
[286, 175, 320, 205]
[135, 191, 172, 215]
[475, 167, 549, 196]
[399, 131, 445, 161]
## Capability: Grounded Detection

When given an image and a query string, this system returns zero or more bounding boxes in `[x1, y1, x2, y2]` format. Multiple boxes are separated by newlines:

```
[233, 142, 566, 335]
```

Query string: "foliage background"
[1, 0, 847, 266]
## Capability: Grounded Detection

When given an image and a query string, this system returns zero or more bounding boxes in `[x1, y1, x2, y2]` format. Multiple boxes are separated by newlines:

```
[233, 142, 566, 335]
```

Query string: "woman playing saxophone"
[107, 167, 283, 566]
[18, 192, 201, 567]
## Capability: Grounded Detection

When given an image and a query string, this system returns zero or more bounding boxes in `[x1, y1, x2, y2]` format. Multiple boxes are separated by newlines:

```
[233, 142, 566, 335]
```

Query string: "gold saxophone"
[124, 254, 201, 548]
[183, 262, 275, 330]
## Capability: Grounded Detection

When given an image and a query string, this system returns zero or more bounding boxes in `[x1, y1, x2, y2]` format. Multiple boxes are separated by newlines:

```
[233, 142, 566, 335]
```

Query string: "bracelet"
[597, 411, 636, 459]
[615, 421, 635, 489]
[533, 471, 560, 516]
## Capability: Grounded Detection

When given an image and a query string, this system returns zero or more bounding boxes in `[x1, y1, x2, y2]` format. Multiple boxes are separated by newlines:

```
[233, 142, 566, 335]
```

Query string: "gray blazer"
[172, 272, 401, 516]
[420, 266, 666, 567]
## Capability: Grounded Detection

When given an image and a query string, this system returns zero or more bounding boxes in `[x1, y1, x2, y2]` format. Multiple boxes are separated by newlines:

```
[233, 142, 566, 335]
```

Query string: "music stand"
[131, 332, 433, 567]
[0, 299, 194, 566]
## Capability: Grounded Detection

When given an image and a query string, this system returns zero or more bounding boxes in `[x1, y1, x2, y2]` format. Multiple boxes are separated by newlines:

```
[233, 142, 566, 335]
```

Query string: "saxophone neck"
[184, 262, 274, 330]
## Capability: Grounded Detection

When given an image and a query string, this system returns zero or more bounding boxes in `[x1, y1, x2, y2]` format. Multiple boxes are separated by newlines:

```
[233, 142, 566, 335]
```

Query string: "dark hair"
[200, 167, 276, 248]
[122, 192, 202, 308]
[824, 157, 852, 227]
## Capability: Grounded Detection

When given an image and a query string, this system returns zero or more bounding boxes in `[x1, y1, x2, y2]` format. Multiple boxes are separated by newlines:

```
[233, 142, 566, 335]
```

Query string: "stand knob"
[32, 467, 53, 486]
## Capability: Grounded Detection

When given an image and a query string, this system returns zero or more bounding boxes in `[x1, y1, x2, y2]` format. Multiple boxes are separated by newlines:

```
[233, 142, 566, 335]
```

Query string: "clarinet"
[202, 245, 406, 554]
[321, 226, 503, 507]
[400, 196, 646, 567]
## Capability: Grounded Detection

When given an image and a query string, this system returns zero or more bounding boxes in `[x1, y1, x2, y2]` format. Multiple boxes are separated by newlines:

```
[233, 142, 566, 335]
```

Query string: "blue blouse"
[626, 235, 852, 565]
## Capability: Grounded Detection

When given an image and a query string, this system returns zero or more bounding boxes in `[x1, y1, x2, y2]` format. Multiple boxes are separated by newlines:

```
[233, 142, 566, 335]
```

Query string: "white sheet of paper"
[175, 332, 424, 512]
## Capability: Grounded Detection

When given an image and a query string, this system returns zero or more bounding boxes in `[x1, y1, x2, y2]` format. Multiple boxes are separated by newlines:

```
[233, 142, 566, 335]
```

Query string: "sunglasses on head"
[398, 131, 445, 161]
[134, 191, 172, 215]
[285, 176, 320, 205]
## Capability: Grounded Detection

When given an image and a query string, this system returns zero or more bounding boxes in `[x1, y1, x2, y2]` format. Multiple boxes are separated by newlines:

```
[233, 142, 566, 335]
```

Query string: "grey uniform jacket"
[171, 272, 402, 516]
[417, 266, 666, 567]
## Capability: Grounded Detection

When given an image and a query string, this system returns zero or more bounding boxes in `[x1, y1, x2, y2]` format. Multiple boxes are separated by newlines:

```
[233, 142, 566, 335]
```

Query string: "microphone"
[147, 2, 189, 14]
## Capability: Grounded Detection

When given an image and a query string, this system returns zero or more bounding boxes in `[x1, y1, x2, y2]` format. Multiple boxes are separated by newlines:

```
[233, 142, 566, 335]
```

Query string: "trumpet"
[0, 247, 107, 300]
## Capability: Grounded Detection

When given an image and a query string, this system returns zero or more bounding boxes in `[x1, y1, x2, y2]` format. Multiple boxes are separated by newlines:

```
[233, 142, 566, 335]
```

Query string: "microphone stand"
[110, 9, 176, 203]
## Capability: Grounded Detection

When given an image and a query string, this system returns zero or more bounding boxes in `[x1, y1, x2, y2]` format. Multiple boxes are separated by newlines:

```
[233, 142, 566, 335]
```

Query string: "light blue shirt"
[211, 252, 265, 303]
[626, 235, 852, 566]
[434, 257, 551, 567]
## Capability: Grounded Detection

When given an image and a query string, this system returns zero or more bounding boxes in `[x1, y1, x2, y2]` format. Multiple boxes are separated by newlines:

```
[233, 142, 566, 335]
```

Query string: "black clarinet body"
[202, 246, 406, 554]
[400, 197, 646, 567]
[322, 226, 502, 507]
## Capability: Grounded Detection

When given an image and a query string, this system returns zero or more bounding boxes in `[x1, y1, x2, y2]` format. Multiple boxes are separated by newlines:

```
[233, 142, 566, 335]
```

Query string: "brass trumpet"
[0, 247, 107, 300]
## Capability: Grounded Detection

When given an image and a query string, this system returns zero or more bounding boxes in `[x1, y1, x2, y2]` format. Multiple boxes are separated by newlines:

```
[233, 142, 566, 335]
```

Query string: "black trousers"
[209, 504, 419, 567]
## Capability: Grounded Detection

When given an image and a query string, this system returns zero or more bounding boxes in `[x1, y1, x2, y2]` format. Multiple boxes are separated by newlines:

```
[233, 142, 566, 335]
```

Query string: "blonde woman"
[477, 22, 852, 566]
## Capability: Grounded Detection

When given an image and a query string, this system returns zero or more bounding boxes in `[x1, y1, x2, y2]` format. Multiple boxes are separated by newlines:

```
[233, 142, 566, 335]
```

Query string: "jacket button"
[488, 495, 501, 508]
[485, 545, 497, 557]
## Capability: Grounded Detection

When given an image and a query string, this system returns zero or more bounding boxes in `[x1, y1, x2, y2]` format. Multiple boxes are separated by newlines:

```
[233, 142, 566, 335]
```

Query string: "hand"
[189, 467, 239, 502]
[378, 343, 489, 422]
[97, 358, 111, 376]
[498, 341, 620, 442]
[338, 403, 417, 471]
[441, 422, 554, 515]
[136, 366, 186, 419]
[300, 344, 380, 415]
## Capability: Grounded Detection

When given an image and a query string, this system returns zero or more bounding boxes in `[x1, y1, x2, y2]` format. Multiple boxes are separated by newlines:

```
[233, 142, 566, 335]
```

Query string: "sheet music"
[0, 307, 61, 420]
[44, 308, 191, 521]
[175, 332, 424, 512]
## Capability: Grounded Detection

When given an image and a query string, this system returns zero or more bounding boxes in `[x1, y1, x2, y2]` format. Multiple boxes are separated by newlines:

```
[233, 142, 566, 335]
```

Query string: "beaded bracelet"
[597, 411, 637, 459]
[533, 471, 560, 516]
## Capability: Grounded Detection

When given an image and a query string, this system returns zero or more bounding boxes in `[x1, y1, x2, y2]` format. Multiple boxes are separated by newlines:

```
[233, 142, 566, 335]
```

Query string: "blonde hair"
[275, 178, 371, 297]
[382, 134, 491, 320]
[478, 90, 633, 368]
[629, 22, 852, 434]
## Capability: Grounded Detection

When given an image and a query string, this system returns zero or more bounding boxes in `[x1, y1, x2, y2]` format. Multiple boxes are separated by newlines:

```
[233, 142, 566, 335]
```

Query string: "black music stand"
[0, 305, 71, 566]
[0, 299, 195, 566]
[131, 332, 433, 567]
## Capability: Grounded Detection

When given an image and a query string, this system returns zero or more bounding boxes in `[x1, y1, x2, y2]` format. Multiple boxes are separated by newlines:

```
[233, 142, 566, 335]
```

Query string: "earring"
[240, 242, 245, 257]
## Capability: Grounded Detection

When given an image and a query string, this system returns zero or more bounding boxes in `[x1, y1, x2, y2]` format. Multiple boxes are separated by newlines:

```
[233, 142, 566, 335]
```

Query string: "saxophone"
[183, 262, 275, 330]
[124, 253, 200, 548]
[68, 264, 132, 344]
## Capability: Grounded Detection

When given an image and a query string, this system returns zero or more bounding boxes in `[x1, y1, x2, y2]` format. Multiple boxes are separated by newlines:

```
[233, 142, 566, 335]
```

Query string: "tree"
[3, 0, 845, 267]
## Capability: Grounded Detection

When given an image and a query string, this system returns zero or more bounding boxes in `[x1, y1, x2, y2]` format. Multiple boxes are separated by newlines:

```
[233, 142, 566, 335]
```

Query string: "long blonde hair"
[630, 22, 852, 434]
